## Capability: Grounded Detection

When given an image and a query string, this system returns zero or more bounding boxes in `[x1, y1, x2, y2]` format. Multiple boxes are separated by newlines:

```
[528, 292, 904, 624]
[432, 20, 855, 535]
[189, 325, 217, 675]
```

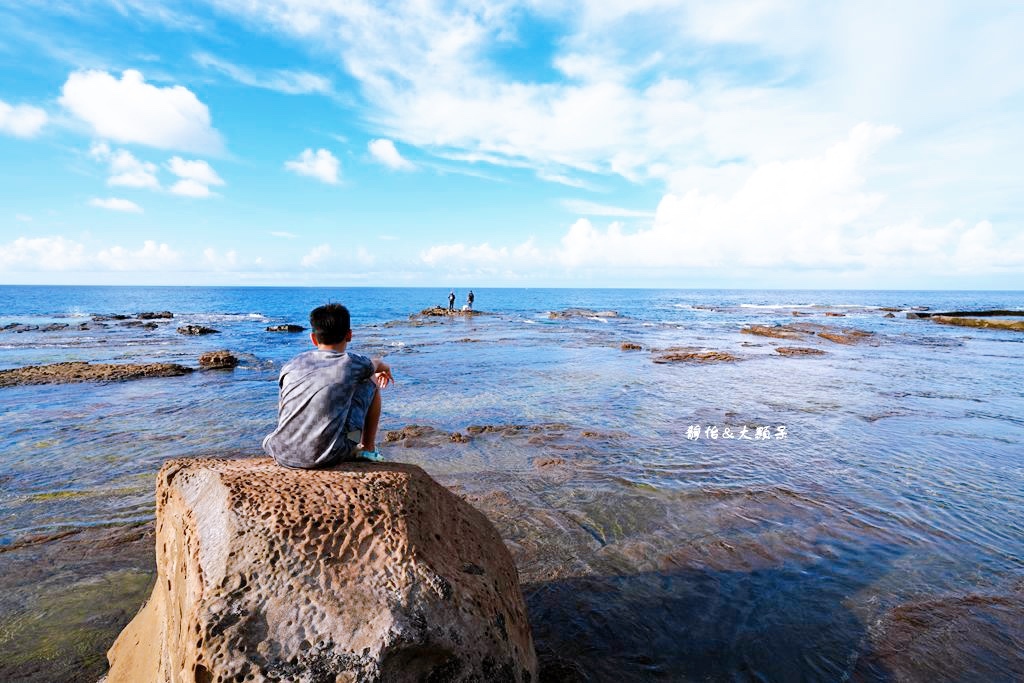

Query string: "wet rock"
[824, 312, 846, 317]
[816, 329, 874, 345]
[878, 307, 902, 312]
[176, 324, 219, 335]
[653, 350, 739, 364]
[40, 323, 69, 332]
[384, 424, 458, 447]
[620, 342, 643, 351]
[119, 320, 145, 327]
[92, 314, 131, 321]
[775, 347, 827, 357]
[0, 361, 193, 387]
[417, 306, 483, 318]
[791, 311, 811, 317]
[930, 316, 1024, 332]
[265, 324, 305, 332]
[906, 311, 932, 319]
[104, 458, 537, 683]
[884, 313, 896, 318]
[741, 324, 808, 340]
[137, 311, 173, 320]
[198, 350, 239, 369]
[1, 323, 39, 333]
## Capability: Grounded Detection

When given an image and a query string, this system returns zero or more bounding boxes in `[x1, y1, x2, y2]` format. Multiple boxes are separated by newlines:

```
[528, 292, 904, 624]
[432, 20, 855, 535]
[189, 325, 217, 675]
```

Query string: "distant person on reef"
[467, 290, 475, 310]
[448, 290, 456, 311]
[263, 303, 394, 468]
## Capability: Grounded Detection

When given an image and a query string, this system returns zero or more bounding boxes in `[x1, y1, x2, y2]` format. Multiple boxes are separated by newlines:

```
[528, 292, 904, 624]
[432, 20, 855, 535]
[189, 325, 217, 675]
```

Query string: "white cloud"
[96, 240, 180, 271]
[193, 52, 332, 95]
[0, 236, 86, 271]
[368, 138, 414, 170]
[301, 243, 332, 267]
[60, 69, 222, 153]
[421, 239, 542, 267]
[202, 247, 239, 270]
[0, 99, 47, 138]
[89, 197, 143, 213]
[167, 157, 224, 197]
[285, 148, 340, 184]
[90, 144, 161, 189]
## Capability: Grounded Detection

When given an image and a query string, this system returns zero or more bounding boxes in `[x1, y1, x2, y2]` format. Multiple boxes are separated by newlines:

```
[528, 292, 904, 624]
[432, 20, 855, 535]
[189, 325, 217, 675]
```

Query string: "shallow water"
[0, 286, 1022, 681]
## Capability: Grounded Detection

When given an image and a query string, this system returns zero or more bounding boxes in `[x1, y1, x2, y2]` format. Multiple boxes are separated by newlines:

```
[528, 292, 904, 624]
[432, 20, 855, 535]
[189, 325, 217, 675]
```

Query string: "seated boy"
[262, 303, 394, 468]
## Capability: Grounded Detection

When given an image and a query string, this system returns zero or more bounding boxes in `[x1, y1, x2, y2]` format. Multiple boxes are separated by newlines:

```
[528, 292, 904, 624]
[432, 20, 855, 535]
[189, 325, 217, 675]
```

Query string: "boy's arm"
[371, 357, 394, 388]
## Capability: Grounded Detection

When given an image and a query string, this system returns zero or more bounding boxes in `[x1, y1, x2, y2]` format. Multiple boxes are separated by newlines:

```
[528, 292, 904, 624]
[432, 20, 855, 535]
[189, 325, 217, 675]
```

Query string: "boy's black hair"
[309, 303, 350, 345]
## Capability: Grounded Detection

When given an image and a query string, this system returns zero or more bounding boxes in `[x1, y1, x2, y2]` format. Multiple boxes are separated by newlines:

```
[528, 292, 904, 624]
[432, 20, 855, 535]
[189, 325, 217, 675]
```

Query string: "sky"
[1, 0, 1023, 289]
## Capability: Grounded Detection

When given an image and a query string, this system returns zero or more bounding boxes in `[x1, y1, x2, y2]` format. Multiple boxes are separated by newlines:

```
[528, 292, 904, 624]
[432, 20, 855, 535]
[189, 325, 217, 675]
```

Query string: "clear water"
[0, 286, 1022, 681]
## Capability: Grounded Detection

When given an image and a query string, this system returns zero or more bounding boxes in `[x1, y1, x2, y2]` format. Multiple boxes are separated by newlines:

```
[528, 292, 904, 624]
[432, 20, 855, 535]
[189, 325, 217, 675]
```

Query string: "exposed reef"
[0, 362, 193, 387]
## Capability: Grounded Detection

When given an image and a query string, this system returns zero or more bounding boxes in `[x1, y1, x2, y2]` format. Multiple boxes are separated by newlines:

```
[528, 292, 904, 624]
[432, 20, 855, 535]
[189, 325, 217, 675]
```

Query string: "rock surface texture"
[105, 458, 537, 683]
[198, 351, 239, 369]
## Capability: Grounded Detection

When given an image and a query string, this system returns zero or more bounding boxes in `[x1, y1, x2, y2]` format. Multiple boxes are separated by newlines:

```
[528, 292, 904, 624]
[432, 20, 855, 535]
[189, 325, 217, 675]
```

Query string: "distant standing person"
[448, 290, 456, 311]
[467, 290, 475, 310]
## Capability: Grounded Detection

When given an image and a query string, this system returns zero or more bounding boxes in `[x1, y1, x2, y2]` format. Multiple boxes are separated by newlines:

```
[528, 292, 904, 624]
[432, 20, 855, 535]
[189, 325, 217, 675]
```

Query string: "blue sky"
[1, 0, 1022, 288]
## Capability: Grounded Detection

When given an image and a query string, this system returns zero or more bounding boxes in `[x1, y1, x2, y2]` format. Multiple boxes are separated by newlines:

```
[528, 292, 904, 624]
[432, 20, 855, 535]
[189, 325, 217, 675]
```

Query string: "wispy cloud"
[269, 230, 298, 239]
[193, 52, 332, 96]
[89, 197, 143, 213]
[561, 199, 655, 218]
[167, 157, 224, 198]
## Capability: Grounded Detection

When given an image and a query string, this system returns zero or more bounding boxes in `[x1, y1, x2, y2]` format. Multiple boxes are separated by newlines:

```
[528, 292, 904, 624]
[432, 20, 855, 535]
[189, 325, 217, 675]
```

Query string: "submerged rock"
[104, 458, 537, 683]
[653, 350, 739, 364]
[198, 350, 239, 369]
[1, 323, 39, 333]
[742, 323, 873, 345]
[775, 347, 827, 357]
[548, 308, 619, 319]
[265, 324, 305, 332]
[177, 324, 219, 336]
[0, 361, 192, 387]
[740, 324, 807, 340]
[620, 342, 643, 351]
[40, 323, 69, 332]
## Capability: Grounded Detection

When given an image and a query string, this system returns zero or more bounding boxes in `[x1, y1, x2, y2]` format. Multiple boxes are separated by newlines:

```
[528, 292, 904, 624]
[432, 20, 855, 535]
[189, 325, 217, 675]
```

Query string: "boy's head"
[309, 303, 351, 346]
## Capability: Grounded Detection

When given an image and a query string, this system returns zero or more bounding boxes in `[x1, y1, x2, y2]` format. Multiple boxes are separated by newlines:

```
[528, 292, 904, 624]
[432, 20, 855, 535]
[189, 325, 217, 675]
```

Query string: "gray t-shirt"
[262, 349, 374, 468]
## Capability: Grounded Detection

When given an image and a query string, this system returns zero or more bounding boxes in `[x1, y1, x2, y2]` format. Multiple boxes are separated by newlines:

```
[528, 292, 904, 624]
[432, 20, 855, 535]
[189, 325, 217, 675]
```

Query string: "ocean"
[1, 286, 1022, 681]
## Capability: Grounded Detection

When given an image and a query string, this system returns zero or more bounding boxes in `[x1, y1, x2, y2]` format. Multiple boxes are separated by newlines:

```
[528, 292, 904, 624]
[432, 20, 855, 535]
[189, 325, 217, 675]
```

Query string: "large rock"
[105, 458, 537, 683]
[0, 361, 192, 387]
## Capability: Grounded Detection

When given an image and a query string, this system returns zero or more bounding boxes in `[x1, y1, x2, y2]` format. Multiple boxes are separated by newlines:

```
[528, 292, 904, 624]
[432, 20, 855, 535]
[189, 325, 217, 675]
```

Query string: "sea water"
[0, 286, 1022, 681]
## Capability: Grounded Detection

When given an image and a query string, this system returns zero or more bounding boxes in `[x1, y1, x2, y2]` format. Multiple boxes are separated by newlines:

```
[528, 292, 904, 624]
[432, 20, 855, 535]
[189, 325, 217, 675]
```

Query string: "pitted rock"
[104, 458, 537, 683]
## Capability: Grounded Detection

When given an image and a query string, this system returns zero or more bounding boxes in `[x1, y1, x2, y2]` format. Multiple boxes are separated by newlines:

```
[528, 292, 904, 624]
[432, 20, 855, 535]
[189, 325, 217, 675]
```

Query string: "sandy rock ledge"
[104, 457, 537, 683]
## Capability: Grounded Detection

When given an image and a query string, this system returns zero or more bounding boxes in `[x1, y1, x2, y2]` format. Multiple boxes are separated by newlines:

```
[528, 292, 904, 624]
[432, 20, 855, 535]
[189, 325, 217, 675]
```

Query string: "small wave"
[740, 303, 817, 309]
[522, 319, 537, 325]
[587, 316, 610, 323]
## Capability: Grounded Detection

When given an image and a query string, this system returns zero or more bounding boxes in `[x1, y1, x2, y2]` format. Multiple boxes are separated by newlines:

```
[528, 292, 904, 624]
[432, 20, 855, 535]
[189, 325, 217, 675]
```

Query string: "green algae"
[0, 569, 153, 681]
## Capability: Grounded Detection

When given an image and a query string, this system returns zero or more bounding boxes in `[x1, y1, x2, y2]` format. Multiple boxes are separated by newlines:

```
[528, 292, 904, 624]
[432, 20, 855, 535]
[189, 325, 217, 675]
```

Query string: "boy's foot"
[356, 444, 384, 462]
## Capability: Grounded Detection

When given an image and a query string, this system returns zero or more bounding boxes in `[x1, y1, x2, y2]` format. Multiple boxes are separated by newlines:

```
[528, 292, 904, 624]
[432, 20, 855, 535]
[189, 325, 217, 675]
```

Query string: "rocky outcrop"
[138, 311, 174, 320]
[741, 323, 874, 345]
[177, 325, 219, 336]
[104, 458, 537, 683]
[265, 324, 305, 332]
[930, 316, 1024, 331]
[620, 342, 642, 351]
[198, 350, 239, 369]
[0, 361, 192, 387]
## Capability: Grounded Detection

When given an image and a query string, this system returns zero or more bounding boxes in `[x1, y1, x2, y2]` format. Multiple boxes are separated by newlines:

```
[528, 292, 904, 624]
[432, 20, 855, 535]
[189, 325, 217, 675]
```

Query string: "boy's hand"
[372, 359, 394, 388]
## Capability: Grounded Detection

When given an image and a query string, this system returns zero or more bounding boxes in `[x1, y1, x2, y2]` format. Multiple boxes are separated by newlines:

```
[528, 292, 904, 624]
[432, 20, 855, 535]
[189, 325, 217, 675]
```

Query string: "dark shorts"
[319, 379, 377, 467]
